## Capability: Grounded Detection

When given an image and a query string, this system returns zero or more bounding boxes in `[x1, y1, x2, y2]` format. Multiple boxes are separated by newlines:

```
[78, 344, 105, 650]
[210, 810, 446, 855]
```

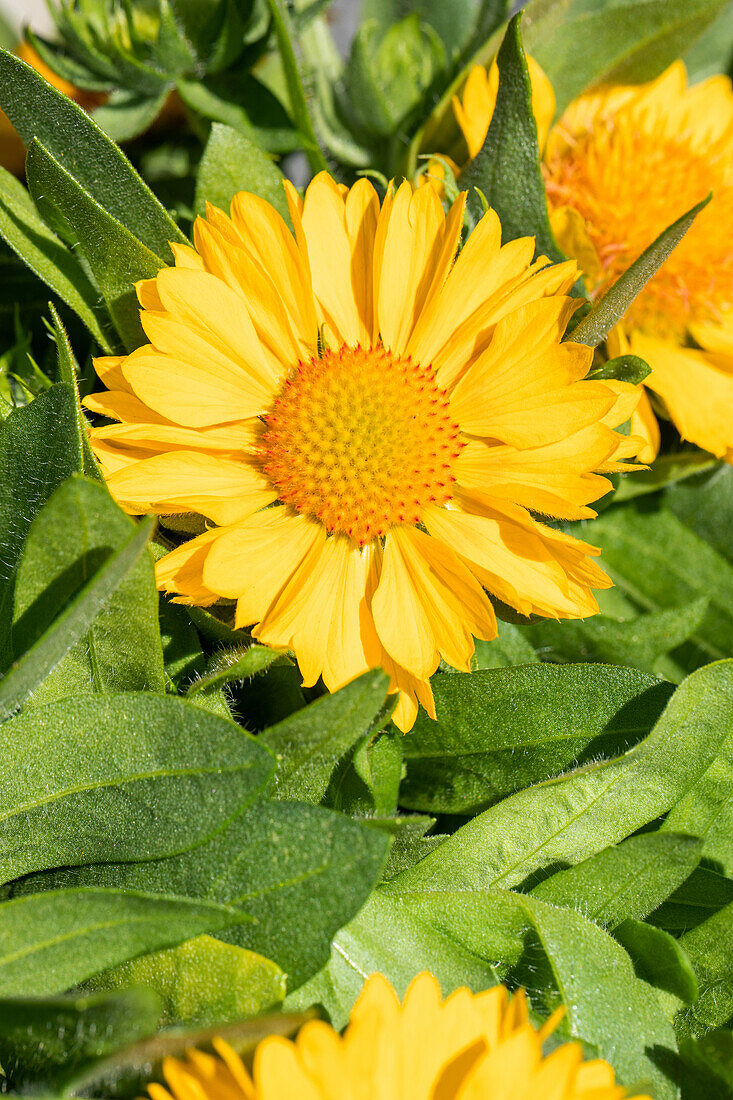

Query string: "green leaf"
[677, 901, 733, 1037]
[93, 88, 171, 143]
[85, 935, 285, 1029]
[401, 664, 673, 814]
[523, 0, 729, 115]
[12, 477, 165, 699]
[472, 618, 538, 668]
[0, 888, 252, 998]
[25, 141, 162, 350]
[324, 729, 403, 817]
[532, 832, 702, 926]
[684, 0, 733, 80]
[49, 305, 103, 481]
[652, 867, 733, 934]
[0, 691, 274, 882]
[567, 196, 711, 348]
[18, 801, 390, 991]
[525, 600, 709, 681]
[0, 987, 162, 1093]
[194, 123, 289, 222]
[186, 642, 288, 697]
[614, 918, 699, 1003]
[261, 670, 392, 802]
[663, 690, 733, 875]
[590, 354, 652, 386]
[394, 661, 733, 891]
[614, 451, 719, 503]
[0, 165, 111, 349]
[0, 516, 154, 723]
[587, 503, 733, 663]
[460, 14, 563, 254]
[0, 385, 82, 667]
[0, 47, 186, 259]
[679, 1029, 733, 1099]
[664, 464, 733, 565]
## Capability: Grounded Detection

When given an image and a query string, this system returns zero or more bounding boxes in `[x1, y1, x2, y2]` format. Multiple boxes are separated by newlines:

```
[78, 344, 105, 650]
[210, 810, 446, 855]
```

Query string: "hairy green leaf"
[567, 196, 710, 347]
[401, 665, 672, 814]
[261, 670, 392, 802]
[26, 141, 162, 350]
[0, 692, 274, 881]
[0, 47, 185, 259]
[12, 477, 164, 699]
[15, 801, 390, 991]
[0, 888, 252, 997]
[395, 661, 733, 891]
[461, 15, 563, 253]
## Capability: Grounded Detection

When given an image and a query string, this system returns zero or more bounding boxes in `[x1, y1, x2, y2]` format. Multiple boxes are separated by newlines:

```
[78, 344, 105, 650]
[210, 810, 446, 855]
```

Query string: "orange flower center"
[261, 344, 462, 545]
[544, 119, 733, 339]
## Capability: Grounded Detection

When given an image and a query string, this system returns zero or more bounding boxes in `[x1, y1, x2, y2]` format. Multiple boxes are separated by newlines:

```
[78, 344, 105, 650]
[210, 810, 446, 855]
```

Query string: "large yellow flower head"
[85, 173, 634, 729]
[454, 60, 733, 463]
[149, 973, 650, 1099]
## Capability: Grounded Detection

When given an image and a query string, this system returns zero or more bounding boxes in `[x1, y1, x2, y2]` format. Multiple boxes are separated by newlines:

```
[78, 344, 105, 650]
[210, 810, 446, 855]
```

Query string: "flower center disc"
[261, 344, 462, 545]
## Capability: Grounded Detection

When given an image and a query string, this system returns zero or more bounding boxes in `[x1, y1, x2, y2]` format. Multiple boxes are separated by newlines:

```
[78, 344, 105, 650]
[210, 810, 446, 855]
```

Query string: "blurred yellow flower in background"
[150, 972, 650, 1100]
[454, 59, 733, 463]
[86, 174, 635, 729]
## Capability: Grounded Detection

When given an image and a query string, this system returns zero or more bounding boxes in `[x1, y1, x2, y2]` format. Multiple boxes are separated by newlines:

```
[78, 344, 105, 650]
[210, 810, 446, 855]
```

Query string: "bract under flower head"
[148, 972, 651, 1100]
[454, 59, 733, 463]
[85, 173, 635, 730]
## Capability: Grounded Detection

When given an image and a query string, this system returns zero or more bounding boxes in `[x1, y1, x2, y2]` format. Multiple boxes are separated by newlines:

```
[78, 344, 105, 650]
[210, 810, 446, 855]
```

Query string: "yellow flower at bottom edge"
[148, 973, 651, 1100]
[84, 173, 636, 730]
[453, 59, 733, 464]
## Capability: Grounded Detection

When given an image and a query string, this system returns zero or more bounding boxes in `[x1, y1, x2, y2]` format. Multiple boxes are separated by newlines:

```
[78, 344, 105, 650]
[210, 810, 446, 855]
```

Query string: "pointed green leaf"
[0, 515, 154, 722]
[0, 47, 185, 259]
[567, 196, 710, 348]
[25, 141, 162, 350]
[460, 14, 564, 255]
[0, 888, 252, 997]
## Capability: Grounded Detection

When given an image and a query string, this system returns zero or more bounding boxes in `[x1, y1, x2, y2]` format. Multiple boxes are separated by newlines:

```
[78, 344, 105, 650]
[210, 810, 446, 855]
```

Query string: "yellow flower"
[148, 972, 650, 1099]
[454, 60, 733, 463]
[85, 173, 633, 730]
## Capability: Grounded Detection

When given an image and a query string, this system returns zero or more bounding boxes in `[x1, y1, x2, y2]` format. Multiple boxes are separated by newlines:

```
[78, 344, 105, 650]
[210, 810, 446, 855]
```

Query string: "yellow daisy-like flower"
[453, 60, 733, 463]
[85, 173, 634, 730]
[149, 972, 650, 1099]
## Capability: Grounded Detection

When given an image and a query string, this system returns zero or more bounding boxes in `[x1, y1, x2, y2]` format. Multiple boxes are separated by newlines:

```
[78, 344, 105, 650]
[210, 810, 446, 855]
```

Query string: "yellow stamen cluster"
[544, 121, 733, 339]
[260, 343, 462, 545]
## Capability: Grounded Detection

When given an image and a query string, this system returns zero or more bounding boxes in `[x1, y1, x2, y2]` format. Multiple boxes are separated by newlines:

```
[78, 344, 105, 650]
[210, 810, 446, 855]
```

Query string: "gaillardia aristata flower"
[454, 60, 733, 463]
[85, 173, 635, 730]
[149, 973, 650, 1099]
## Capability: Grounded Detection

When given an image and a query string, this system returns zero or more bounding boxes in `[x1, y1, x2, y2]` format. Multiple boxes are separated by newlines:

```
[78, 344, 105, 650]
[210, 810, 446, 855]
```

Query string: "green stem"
[265, 0, 328, 176]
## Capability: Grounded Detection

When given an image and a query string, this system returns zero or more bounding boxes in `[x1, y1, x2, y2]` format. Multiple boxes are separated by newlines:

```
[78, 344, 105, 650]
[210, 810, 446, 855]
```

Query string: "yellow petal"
[256, 535, 381, 691]
[300, 171, 369, 346]
[202, 507, 323, 619]
[154, 267, 278, 390]
[156, 526, 222, 605]
[455, 427, 616, 520]
[106, 451, 276, 525]
[633, 331, 733, 459]
[376, 181, 447, 355]
[122, 349, 274, 427]
[372, 525, 496, 679]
